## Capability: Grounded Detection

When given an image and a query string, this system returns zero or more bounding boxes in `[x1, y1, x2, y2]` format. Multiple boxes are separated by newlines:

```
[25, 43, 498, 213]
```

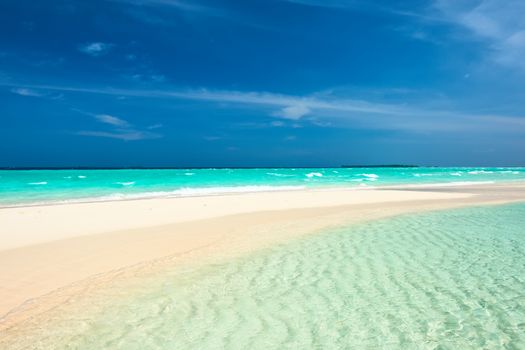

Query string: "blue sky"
[1, 0, 524, 167]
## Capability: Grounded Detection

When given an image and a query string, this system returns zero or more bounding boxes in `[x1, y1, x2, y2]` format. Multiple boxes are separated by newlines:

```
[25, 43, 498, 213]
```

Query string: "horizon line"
[1, 165, 524, 170]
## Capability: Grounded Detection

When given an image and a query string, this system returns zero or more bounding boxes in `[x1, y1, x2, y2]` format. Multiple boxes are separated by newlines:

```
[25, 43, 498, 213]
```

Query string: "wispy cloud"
[433, 0, 525, 71]
[4, 84, 408, 116]
[111, 0, 270, 30]
[78, 42, 113, 57]
[110, 0, 229, 23]
[285, 0, 525, 72]
[147, 123, 163, 130]
[95, 114, 130, 127]
[72, 109, 162, 141]
[124, 73, 167, 83]
[10, 86, 65, 100]
[4, 83, 525, 135]
[272, 104, 311, 120]
[283, 0, 428, 19]
[284, 0, 353, 8]
[110, 0, 211, 12]
[10, 87, 44, 97]
[76, 130, 161, 141]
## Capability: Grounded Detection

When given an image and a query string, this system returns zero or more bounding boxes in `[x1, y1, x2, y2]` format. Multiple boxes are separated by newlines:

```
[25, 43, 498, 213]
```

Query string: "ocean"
[1, 167, 524, 206]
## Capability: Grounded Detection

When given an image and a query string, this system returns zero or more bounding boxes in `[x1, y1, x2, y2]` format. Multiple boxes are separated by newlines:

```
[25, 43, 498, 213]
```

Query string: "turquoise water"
[1, 167, 525, 206]
[6, 202, 525, 349]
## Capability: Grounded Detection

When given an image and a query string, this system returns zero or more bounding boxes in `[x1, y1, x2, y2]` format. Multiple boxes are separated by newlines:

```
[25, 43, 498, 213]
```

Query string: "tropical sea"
[5, 201, 525, 349]
[1, 167, 525, 206]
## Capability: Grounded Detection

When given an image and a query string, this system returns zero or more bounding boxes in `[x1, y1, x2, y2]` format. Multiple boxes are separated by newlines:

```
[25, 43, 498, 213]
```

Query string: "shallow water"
[1, 167, 525, 206]
[5, 203, 525, 349]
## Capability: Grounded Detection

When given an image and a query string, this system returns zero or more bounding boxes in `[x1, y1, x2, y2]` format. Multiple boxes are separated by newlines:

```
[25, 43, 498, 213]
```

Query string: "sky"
[1, 0, 525, 167]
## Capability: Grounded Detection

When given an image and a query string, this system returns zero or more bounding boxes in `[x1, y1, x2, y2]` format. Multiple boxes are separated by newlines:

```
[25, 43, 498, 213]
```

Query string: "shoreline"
[0, 186, 476, 251]
[2, 179, 518, 209]
[2, 182, 525, 335]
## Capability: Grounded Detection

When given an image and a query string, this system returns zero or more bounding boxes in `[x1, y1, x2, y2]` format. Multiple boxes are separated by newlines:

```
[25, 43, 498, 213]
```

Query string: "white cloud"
[10, 87, 65, 100]
[5, 83, 525, 135]
[434, 0, 525, 70]
[147, 123, 163, 130]
[272, 104, 311, 120]
[24, 85, 408, 116]
[95, 114, 130, 127]
[311, 120, 332, 127]
[126, 74, 166, 83]
[70, 109, 162, 141]
[76, 130, 161, 141]
[111, 0, 208, 12]
[284, 0, 352, 8]
[109, 0, 229, 21]
[78, 42, 113, 57]
[293, 0, 525, 72]
[11, 87, 43, 97]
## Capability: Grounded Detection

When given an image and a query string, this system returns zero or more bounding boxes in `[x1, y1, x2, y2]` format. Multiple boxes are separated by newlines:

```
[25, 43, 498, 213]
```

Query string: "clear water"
[1, 167, 524, 206]
[6, 202, 525, 349]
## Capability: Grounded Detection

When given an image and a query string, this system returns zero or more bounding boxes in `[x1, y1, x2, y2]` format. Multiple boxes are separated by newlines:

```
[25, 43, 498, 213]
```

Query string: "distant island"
[341, 165, 419, 168]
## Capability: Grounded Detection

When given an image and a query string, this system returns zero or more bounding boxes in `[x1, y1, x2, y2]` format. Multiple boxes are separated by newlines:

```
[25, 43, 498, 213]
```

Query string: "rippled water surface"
[6, 203, 525, 349]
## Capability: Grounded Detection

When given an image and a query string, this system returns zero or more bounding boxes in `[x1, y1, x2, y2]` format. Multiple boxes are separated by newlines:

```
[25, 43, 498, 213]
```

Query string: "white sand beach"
[1, 183, 525, 333]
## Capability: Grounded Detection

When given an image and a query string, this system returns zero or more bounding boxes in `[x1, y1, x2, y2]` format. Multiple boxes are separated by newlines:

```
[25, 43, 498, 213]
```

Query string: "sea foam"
[305, 172, 323, 178]
[267, 172, 293, 177]
[32, 185, 307, 205]
[115, 182, 135, 186]
[468, 170, 494, 174]
[358, 173, 379, 181]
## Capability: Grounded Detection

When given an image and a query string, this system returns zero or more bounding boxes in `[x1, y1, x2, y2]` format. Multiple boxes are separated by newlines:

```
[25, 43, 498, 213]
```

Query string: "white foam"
[499, 171, 519, 174]
[266, 172, 293, 177]
[28, 182, 47, 185]
[450, 172, 463, 176]
[468, 170, 494, 175]
[305, 172, 323, 178]
[20, 185, 308, 206]
[115, 182, 135, 186]
[78, 175, 87, 179]
[413, 173, 433, 177]
[358, 173, 379, 181]
[184, 173, 195, 176]
[359, 173, 379, 178]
